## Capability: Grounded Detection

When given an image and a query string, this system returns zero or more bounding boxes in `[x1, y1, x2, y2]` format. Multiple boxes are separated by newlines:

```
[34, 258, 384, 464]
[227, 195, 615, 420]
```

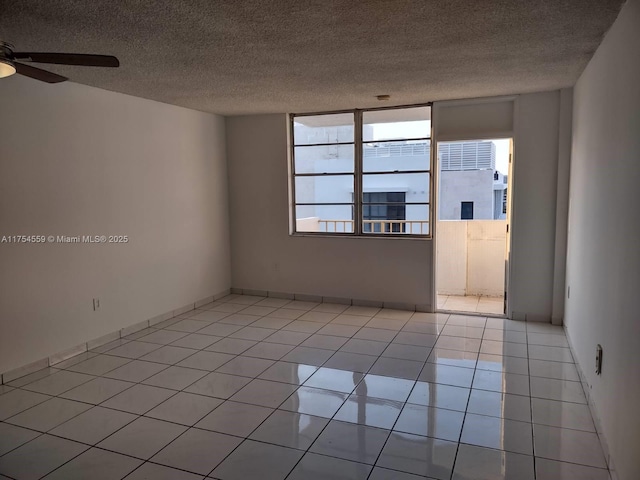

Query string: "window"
[461, 201, 474, 220]
[363, 192, 406, 232]
[291, 105, 431, 236]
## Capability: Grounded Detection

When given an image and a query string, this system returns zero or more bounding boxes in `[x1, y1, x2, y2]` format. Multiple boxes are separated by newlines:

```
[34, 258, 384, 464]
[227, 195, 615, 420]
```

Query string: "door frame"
[431, 133, 515, 317]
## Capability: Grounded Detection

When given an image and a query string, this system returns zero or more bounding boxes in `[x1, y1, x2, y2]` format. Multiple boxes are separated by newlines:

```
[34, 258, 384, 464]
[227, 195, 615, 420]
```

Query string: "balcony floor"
[438, 294, 504, 315]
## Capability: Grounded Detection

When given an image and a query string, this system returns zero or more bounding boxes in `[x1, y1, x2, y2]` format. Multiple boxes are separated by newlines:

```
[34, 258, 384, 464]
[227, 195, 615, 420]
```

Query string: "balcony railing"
[318, 219, 353, 233]
[297, 218, 429, 235]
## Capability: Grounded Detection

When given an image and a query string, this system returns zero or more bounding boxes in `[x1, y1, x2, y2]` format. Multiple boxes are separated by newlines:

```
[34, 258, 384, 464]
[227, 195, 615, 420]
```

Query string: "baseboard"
[268, 291, 295, 300]
[1, 358, 49, 384]
[148, 311, 176, 328]
[242, 289, 269, 297]
[322, 296, 352, 305]
[195, 295, 215, 308]
[49, 343, 89, 366]
[384, 301, 418, 311]
[173, 303, 194, 316]
[564, 327, 617, 480]
[0, 288, 230, 384]
[119, 320, 150, 338]
[510, 311, 551, 323]
[525, 313, 552, 323]
[86, 331, 121, 350]
[416, 303, 433, 312]
[295, 293, 323, 303]
[352, 298, 384, 308]
[232, 287, 433, 313]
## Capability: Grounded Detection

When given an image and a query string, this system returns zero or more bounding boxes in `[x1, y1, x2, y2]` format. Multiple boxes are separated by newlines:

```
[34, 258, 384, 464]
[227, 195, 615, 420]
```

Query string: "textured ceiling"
[0, 0, 625, 115]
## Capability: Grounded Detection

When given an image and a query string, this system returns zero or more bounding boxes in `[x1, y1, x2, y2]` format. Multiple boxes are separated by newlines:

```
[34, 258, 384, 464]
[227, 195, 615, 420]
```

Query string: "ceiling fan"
[0, 41, 119, 83]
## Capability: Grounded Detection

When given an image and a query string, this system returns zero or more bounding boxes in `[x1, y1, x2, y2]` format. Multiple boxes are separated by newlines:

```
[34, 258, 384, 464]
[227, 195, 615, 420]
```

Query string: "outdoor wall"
[565, 0, 640, 478]
[227, 114, 432, 307]
[0, 76, 230, 375]
[436, 222, 467, 296]
[466, 221, 506, 296]
[439, 170, 495, 220]
[436, 221, 506, 297]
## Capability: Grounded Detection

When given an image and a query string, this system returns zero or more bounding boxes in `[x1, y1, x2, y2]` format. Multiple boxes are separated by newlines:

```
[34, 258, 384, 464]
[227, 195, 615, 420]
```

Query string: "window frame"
[289, 103, 433, 239]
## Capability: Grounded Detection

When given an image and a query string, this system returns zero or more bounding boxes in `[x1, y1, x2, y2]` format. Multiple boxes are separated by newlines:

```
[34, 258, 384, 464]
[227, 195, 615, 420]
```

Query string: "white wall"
[0, 76, 230, 374]
[565, 1, 640, 478]
[435, 99, 514, 141]
[227, 114, 432, 307]
[508, 91, 561, 321]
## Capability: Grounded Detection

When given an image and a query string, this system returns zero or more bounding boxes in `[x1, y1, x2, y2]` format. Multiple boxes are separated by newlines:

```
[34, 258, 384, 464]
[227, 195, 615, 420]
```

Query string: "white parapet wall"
[296, 217, 320, 232]
[437, 220, 506, 297]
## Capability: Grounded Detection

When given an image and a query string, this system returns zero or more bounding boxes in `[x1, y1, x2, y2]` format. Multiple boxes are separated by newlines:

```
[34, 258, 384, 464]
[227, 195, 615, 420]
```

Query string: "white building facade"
[438, 141, 507, 221]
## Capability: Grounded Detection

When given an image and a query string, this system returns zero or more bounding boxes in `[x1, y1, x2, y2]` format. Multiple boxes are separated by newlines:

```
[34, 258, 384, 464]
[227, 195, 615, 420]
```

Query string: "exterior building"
[438, 141, 508, 220]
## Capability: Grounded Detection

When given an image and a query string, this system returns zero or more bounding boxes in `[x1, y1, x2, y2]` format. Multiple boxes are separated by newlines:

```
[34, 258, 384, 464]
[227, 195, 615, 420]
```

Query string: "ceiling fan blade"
[15, 62, 68, 83]
[13, 52, 119, 67]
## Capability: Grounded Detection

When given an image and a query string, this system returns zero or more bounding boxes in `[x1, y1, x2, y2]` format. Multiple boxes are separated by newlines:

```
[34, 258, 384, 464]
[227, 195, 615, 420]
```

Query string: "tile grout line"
[279, 305, 406, 479]
[364, 312, 450, 480]
[526, 322, 538, 480]
[448, 316, 486, 480]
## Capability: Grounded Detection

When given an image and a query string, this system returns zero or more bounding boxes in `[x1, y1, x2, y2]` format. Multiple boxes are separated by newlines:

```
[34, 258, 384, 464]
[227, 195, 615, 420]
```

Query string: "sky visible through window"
[372, 123, 509, 175]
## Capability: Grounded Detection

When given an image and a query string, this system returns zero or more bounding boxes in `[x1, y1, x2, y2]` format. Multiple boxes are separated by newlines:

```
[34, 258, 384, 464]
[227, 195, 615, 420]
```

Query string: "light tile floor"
[438, 294, 505, 315]
[0, 295, 611, 480]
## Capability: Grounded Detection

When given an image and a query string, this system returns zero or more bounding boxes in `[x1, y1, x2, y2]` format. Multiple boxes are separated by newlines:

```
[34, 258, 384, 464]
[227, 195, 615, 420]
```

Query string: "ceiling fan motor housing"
[1, 41, 15, 61]
[0, 42, 16, 77]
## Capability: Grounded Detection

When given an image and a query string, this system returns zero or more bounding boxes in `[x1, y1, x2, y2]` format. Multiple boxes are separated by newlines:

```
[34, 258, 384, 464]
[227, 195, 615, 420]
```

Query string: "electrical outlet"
[93, 298, 100, 311]
[596, 344, 603, 375]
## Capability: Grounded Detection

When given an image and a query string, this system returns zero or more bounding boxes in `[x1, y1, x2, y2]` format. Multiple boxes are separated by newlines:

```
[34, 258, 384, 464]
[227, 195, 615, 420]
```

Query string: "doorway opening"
[435, 138, 512, 316]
